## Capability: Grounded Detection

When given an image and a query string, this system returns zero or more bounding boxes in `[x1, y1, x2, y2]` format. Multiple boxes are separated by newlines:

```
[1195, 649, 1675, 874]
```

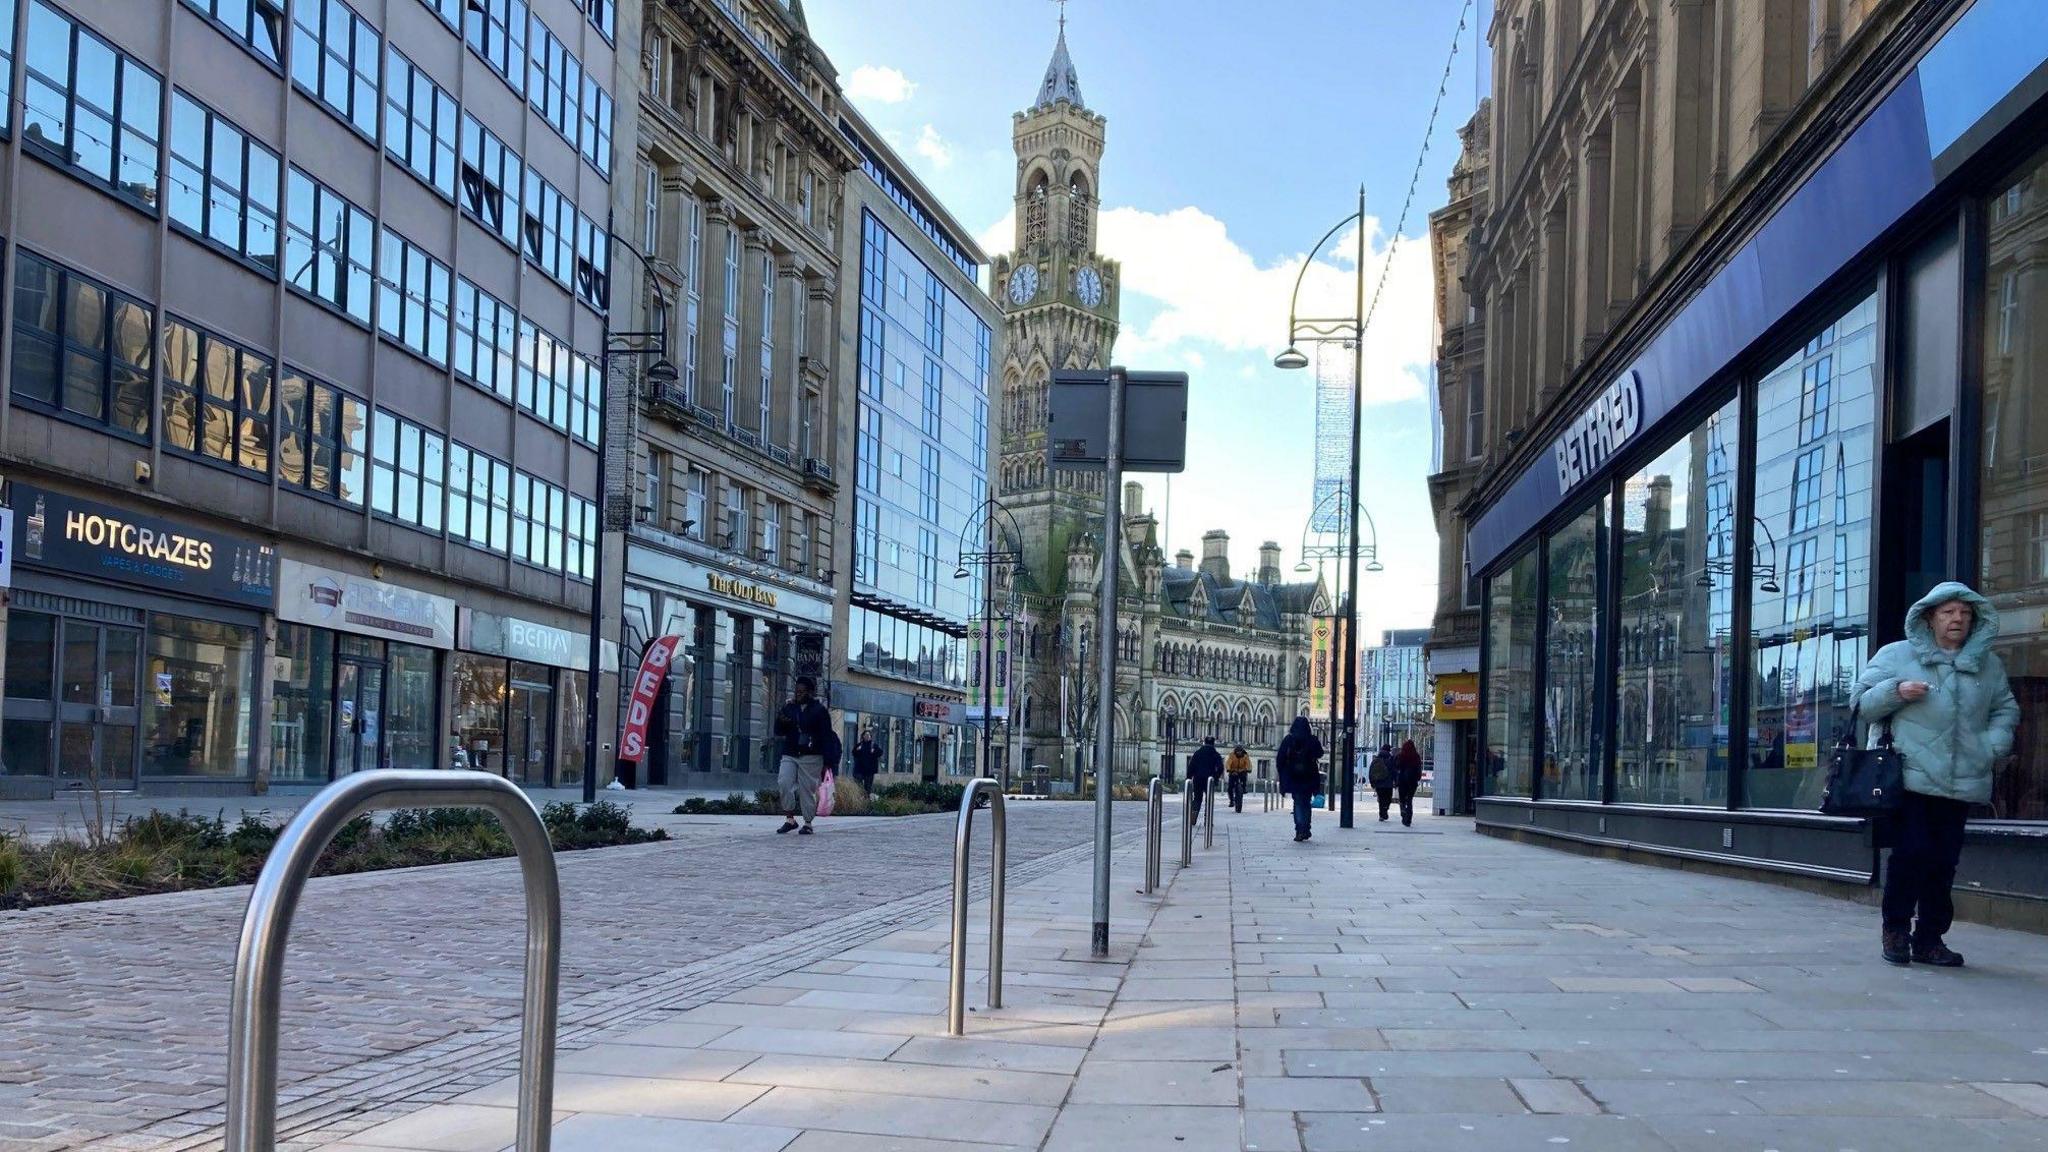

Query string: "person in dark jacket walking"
[1277, 717, 1325, 842]
[1854, 582, 2018, 968]
[1394, 739, 1425, 827]
[1369, 744, 1396, 821]
[773, 676, 834, 835]
[851, 728, 882, 794]
[1186, 737, 1224, 827]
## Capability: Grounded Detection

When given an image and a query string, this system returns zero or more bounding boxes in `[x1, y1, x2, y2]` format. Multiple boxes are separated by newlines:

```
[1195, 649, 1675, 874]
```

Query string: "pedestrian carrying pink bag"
[816, 769, 837, 817]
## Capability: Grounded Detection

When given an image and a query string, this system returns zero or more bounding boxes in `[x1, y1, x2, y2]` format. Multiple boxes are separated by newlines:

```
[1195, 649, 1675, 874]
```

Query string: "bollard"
[1144, 776, 1163, 894]
[225, 771, 560, 1152]
[1204, 775, 1217, 849]
[947, 778, 1007, 1036]
[1180, 778, 1196, 867]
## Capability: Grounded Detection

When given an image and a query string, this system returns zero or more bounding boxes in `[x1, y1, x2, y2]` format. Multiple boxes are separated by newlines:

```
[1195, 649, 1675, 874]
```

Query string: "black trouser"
[1189, 780, 1207, 826]
[1397, 782, 1418, 826]
[1374, 785, 1394, 820]
[1228, 775, 1246, 811]
[1883, 790, 1970, 945]
[1291, 786, 1315, 837]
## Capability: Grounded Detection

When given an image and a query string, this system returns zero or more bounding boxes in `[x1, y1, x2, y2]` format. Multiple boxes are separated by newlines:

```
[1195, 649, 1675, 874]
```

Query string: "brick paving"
[0, 800, 1124, 1151]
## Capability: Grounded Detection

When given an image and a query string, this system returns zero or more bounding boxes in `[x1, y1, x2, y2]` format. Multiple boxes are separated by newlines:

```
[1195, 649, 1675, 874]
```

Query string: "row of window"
[433, 0, 612, 174]
[454, 110, 610, 312]
[369, 409, 596, 580]
[638, 449, 819, 578]
[9, 248, 593, 524]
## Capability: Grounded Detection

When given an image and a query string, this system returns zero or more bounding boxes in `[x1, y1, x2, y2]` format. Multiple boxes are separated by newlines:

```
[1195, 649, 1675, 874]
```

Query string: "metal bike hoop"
[1144, 776, 1164, 894]
[1180, 778, 1196, 867]
[947, 778, 1007, 1036]
[1204, 776, 1217, 849]
[224, 770, 562, 1152]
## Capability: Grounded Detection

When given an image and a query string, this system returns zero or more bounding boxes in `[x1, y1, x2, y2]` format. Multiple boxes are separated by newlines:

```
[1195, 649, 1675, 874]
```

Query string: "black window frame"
[376, 225, 453, 368]
[159, 313, 274, 478]
[385, 45, 458, 201]
[8, 248, 154, 442]
[290, 0, 381, 141]
[21, 0, 163, 213]
[464, 0, 528, 98]
[459, 111, 523, 249]
[446, 440, 511, 554]
[453, 276, 517, 401]
[277, 364, 368, 507]
[180, 0, 286, 69]
[285, 165, 375, 325]
[168, 89, 282, 276]
[370, 407, 447, 533]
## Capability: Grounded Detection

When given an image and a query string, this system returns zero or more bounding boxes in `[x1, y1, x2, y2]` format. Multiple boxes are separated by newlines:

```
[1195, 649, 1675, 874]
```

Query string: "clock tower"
[994, 19, 1132, 784]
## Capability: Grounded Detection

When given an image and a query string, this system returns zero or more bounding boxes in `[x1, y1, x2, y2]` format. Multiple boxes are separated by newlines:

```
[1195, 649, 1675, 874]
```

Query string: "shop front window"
[453, 652, 507, 774]
[272, 623, 334, 783]
[1482, 545, 1539, 797]
[1544, 502, 1607, 802]
[387, 642, 437, 771]
[1980, 144, 2048, 820]
[1747, 290, 1877, 809]
[145, 614, 256, 777]
[508, 661, 554, 786]
[1616, 394, 1741, 805]
[558, 669, 588, 787]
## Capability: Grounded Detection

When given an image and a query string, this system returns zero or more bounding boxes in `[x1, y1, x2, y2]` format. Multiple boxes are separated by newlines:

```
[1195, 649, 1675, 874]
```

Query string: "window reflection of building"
[1483, 548, 1539, 796]
[1747, 291, 1877, 810]
[1543, 504, 1604, 802]
[1980, 143, 2048, 821]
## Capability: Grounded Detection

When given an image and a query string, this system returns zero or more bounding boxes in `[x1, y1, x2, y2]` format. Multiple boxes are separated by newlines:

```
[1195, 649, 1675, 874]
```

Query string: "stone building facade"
[1440, 0, 2048, 912]
[612, 0, 856, 789]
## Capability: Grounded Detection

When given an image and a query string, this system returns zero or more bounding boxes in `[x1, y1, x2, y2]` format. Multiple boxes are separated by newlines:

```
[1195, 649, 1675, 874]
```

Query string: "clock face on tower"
[1008, 264, 1039, 306]
[1075, 265, 1104, 308]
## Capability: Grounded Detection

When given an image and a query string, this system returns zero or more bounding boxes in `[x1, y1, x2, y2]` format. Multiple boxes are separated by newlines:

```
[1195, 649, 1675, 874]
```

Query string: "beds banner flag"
[619, 635, 681, 763]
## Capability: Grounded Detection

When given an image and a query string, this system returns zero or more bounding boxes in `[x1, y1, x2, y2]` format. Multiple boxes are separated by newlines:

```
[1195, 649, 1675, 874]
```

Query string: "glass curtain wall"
[1482, 546, 1540, 796]
[1543, 503, 1607, 802]
[1746, 290, 1877, 810]
[1616, 394, 1742, 805]
[1980, 143, 2048, 820]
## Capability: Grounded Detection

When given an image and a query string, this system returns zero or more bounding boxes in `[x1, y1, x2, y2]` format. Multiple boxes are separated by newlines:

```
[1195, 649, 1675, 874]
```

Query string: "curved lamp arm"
[1278, 210, 1364, 353]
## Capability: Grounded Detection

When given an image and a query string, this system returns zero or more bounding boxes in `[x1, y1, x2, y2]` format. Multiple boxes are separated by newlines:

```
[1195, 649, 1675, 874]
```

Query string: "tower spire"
[1033, 5, 1085, 112]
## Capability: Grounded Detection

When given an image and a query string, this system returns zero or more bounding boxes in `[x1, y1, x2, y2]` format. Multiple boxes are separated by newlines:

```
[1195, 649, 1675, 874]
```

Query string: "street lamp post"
[586, 214, 678, 804]
[1296, 483, 1384, 817]
[1275, 187, 1369, 829]
[955, 491, 1024, 787]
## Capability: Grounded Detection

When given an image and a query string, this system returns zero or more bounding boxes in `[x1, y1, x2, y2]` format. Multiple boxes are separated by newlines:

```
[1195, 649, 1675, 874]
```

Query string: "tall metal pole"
[1324, 501, 1342, 814]
[1091, 368, 1125, 957]
[583, 213, 618, 805]
[982, 535, 994, 778]
[1339, 186, 1366, 830]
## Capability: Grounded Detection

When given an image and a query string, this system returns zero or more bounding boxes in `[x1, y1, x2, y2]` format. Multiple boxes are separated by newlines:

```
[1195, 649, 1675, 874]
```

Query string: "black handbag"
[1819, 702, 1904, 817]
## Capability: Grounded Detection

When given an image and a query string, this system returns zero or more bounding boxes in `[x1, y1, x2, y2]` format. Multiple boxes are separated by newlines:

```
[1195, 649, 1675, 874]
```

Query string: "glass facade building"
[849, 208, 992, 693]
[1466, 2, 2048, 906]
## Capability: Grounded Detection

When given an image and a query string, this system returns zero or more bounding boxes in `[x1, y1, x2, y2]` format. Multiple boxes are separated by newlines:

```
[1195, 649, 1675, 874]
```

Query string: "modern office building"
[1362, 627, 1431, 756]
[829, 106, 999, 785]
[0, 0, 621, 797]
[1450, 0, 2048, 921]
[611, 0, 854, 790]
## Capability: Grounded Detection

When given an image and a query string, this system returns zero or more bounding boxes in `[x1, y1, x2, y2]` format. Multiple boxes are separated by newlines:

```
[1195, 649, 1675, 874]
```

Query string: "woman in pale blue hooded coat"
[1852, 582, 2018, 968]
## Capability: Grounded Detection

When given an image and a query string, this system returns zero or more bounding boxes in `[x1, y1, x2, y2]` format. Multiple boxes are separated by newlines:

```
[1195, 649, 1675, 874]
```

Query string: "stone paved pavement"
[277, 805, 2048, 1152]
[0, 800, 1123, 1151]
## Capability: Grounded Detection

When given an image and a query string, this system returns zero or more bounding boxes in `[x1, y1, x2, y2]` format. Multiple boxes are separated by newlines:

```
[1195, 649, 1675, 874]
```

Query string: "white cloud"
[915, 124, 954, 169]
[978, 203, 1436, 406]
[844, 65, 916, 105]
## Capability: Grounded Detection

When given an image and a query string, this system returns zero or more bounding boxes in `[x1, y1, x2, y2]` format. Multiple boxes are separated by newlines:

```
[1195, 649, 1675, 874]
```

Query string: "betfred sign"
[618, 635, 681, 763]
[1552, 370, 1642, 495]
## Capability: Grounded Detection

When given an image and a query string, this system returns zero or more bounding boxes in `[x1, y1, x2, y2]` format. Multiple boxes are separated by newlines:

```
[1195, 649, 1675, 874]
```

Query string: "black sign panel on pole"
[1048, 369, 1188, 473]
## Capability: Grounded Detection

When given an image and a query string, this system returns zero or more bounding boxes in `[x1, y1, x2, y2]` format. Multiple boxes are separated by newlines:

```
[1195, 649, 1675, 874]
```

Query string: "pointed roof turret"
[1032, 25, 1085, 111]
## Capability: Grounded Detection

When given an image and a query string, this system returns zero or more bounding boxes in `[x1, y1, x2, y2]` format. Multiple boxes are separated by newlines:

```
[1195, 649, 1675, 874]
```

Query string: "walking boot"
[1911, 940, 1964, 968]
[1882, 929, 1911, 966]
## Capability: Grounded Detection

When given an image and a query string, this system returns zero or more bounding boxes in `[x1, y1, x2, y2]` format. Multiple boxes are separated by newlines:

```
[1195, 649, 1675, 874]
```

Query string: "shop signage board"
[620, 635, 682, 763]
[461, 609, 589, 671]
[277, 559, 456, 648]
[1433, 673, 1479, 721]
[913, 697, 954, 721]
[625, 548, 833, 627]
[9, 483, 274, 607]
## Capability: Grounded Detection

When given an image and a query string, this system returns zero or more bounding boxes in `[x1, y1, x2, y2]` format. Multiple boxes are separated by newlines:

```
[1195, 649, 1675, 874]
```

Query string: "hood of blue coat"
[1905, 581, 2000, 670]
[1288, 716, 1314, 739]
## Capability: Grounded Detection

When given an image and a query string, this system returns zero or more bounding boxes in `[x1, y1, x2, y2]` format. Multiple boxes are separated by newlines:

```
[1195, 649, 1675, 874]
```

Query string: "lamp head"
[645, 359, 680, 389]
[1294, 560, 1312, 574]
[1366, 559, 1385, 573]
[953, 567, 971, 581]
[1760, 577, 1782, 594]
[1273, 346, 1310, 371]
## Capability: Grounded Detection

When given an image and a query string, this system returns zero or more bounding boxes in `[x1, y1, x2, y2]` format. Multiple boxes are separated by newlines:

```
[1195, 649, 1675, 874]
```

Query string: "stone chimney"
[1175, 549, 1194, 571]
[1258, 541, 1282, 586]
[1200, 530, 1231, 582]
[1647, 475, 1673, 542]
[1123, 480, 1145, 518]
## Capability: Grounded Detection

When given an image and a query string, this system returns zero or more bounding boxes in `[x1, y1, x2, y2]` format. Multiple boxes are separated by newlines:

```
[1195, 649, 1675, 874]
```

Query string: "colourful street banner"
[992, 621, 1011, 719]
[967, 620, 1010, 722]
[1309, 618, 1346, 715]
[619, 635, 681, 763]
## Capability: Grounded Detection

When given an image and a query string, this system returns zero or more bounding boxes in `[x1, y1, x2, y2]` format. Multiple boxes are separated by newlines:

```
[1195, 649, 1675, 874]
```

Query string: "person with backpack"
[1186, 736, 1224, 827]
[1277, 716, 1325, 843]
[1369, 744, 1396, 821]
[1225, 745, 1252, 812]
[1394, 739, 1425, 827]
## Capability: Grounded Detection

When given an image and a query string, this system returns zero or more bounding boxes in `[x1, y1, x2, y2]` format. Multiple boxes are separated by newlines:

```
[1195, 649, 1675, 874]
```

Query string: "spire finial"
[1055, 0, 1068, 35]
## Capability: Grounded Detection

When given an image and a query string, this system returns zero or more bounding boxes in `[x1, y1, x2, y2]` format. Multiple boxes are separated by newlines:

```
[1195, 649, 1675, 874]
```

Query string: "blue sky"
[805, 1, 1490, 642]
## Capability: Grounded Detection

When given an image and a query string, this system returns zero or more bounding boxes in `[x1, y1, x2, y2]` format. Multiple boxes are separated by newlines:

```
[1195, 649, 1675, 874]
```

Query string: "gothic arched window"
[1024, 176, 1049, 250]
